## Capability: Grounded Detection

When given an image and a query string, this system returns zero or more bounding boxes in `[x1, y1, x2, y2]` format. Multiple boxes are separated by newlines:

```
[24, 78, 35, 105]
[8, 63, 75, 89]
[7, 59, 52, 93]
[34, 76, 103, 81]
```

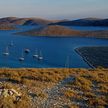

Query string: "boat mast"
[65, 55, 70, 68]
[21, 49, 24, 57]
[6, 46, 9, 53]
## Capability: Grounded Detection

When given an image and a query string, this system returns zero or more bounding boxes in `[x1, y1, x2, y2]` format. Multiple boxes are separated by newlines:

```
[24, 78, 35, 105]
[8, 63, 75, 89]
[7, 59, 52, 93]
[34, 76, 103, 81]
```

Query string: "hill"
[10, 18, 30, 25]
[1, 17, 108, 26]
[0, 24, 17, 30]
[50, 18, 108, 26]
[17, 25, 108, 38]
[0, 68, 107, 108]
[17, 25, 81, 36]
[0, 17, 62, 26]
[0, 17, 18, 25]
[23, 18, 53, 26]
[80, 30, 108, 38]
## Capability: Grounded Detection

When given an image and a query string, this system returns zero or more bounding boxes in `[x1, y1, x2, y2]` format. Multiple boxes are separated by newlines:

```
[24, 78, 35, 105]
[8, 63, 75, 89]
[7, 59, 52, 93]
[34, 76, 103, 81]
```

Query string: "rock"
[0, 88, 21, 99]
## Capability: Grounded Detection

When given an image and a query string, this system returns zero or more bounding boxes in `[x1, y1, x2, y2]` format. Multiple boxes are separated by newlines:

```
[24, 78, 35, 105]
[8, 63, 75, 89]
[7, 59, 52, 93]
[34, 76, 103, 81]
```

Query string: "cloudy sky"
[0, 0, 107, 19]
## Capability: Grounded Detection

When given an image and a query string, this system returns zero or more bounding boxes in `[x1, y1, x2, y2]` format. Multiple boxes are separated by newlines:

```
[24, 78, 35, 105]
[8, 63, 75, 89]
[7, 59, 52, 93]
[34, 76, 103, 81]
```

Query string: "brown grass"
[0, 68, 107, 108]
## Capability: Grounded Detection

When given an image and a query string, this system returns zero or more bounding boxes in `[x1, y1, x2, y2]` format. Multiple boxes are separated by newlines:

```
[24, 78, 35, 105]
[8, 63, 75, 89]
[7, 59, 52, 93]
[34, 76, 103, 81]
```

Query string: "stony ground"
[0, 68, 107, 108]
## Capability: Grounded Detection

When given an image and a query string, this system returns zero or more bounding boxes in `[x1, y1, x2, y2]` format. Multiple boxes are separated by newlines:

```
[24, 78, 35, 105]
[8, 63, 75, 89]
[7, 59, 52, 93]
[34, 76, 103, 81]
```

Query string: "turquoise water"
[0, 26, 108, 68]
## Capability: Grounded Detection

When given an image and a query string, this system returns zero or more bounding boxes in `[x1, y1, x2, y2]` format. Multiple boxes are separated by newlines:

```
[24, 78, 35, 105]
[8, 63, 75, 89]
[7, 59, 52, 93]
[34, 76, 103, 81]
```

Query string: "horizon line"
[0, 16, 107, 20]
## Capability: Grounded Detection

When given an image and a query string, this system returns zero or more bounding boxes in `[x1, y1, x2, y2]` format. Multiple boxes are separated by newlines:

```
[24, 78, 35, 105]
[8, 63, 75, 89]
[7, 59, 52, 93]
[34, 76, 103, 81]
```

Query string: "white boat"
[38, 50, 43, 60]
[24, 49, 30, 53]
[33, 49, 39, 58]
[19, 57, 24, 61]
[9, 41, 14, 46]
[65, 55, 70, 68]
[19, 50, 24, 61]
[3, 47, 9, 56]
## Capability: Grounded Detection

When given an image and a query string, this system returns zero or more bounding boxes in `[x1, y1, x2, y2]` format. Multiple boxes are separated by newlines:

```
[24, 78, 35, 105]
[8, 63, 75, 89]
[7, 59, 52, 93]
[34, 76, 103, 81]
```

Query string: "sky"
[0, 0, 108, 19]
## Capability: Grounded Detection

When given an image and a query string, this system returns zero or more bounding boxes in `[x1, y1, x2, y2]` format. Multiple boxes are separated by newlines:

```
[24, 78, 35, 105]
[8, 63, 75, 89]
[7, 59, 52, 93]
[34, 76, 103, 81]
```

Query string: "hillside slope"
[0, 24, 17, 30]
[17, 25, 108, 38]
[0, 68, 107, 108]
[0, 17, 62, 25]
[17, 25, 81, 36]
[50, 18, 108, 26]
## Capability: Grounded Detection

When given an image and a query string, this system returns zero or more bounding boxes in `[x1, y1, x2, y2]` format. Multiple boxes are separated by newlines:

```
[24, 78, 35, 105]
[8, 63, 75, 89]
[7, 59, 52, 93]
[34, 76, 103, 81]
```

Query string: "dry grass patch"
[0, 68, 107, 108]
[64, 89, 77, 98]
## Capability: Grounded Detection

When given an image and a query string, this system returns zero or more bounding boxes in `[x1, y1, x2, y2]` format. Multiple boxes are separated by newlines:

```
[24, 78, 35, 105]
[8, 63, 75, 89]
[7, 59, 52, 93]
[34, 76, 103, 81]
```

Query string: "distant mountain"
[23, 18, 53, 26]
[80, 18, 102, 20]
[1, 17, 108, 27]
[50, 18, 108, 26]
[17, 25, 80, 36]
[10, 18, 30, 25]
[0, 17, 18, 22]
[0, 17, 62, 26]
[0, 17, 17, 25]
[23, 18, 65, 26]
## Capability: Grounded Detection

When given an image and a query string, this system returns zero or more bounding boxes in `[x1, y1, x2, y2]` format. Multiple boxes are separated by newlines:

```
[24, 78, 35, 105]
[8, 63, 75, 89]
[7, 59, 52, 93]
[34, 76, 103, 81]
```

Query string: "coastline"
[75, 48, 95, 68]
[15, 32, 108, 39]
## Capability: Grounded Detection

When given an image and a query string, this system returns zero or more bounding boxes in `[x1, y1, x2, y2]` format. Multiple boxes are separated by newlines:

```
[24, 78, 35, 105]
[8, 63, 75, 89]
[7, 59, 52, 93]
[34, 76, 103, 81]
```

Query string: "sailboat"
[65, 55, 70, 68]
[24, 48, 30, 53]
[19, 50, 24, 61]
[33, 49, 39, 58]
[9, 41, 14, 46]
[38, 50, 43, 60]
[3, 46, 9, 56]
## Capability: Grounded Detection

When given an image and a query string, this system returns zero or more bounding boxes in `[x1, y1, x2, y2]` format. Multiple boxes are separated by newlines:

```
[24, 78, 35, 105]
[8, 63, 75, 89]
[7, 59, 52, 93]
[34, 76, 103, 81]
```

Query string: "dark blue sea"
[0, 25, 108, 68]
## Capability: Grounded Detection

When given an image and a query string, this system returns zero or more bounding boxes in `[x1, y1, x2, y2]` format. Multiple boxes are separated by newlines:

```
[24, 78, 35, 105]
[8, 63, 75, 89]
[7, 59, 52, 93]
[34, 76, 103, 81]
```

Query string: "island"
[17, 25, 80, 36]
[17, 25, 108, 38]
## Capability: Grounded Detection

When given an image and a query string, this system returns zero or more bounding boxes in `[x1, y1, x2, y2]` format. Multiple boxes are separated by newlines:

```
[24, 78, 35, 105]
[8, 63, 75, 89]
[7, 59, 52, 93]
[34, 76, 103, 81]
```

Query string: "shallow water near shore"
[0, 26, 108, 68]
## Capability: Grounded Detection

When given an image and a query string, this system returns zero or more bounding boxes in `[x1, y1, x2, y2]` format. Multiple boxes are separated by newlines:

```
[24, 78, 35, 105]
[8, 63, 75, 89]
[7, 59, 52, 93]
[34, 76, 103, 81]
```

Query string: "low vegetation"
[62, 68, 108, 108]
[0, 68, 107, 108]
